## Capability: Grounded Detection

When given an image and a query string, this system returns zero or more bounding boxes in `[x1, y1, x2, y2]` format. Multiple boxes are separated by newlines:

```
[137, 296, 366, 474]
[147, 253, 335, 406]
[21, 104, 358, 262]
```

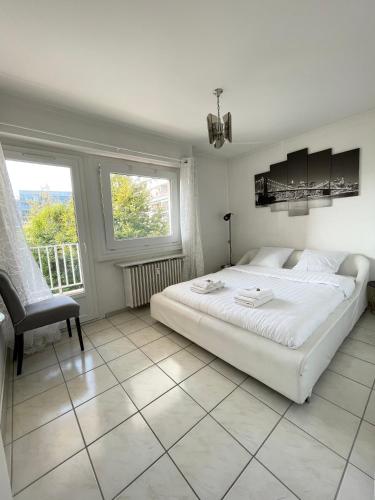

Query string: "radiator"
[120, 256, 184, 308]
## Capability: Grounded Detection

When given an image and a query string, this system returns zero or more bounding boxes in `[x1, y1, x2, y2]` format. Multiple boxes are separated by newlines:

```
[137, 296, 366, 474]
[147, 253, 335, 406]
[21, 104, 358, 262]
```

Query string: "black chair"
[0, 270, 84, 375]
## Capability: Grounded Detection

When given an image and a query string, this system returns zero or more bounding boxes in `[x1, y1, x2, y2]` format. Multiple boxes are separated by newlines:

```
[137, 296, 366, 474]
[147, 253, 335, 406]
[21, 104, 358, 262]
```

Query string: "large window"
[100, 159, 180, 254]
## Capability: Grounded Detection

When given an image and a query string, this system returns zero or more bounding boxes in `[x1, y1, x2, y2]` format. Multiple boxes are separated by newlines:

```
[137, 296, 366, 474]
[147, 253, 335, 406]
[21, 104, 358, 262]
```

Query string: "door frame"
[3, 143, 99, 322]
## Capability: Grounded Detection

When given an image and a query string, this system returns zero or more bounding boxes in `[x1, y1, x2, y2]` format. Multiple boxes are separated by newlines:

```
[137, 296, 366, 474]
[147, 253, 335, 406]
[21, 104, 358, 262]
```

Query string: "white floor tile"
[116, 455, 196, 500]
[170, 415, 250, 500]
[122, 365, 175, 409]
[328, 351, 375, 387]
[67, 365, 118, 407]
[313, 370, 370, 417]
[14, 450, 101, 500]
[60, 350, 104, 381]
[350, 420, 375, 477]
[96, 336, 136, 362]
[186, 343, 215, 363]
[166, 331, 191, 347]
[108, 349, 153, 382]
[257, 419, 346, 500]
[357, 311, 375, 331]
[109, 311, 136, 326]
[339, 338, 375, 364]
[224, 458, 297, 500]
[76, 385, 137, 444]
[364, 390, 375, 425]
[87, 327, 124, 348]
[181, 366, 235, 411]
[141, 336, 181, 363]
[12, 411, 84, 494]
[20, 347, 58, 378]
[88, 413, 163, 499]
[13, 384, 72, 440]
[240, 377, 290, 415]
[212, 388, 280, 454]
[55, 337, 94, 362]
[13, 364, 64, 405]
[83, 319, 113, 336]
[350, 325, 375, 346]
[117, 318, 149, 335]
[153, 322, 174, 336]
[210, 358, 248, 385]
[158, 349, 205, 383]
[127, 326, 163, 347]
[142, 386, 206, 448]
[286, 394, 360, 458]
[337, 463, 374, 500]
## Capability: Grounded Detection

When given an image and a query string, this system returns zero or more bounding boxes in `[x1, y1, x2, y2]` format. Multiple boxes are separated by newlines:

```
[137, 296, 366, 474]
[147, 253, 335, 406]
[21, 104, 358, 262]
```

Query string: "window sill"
[95, 242, 183, 263]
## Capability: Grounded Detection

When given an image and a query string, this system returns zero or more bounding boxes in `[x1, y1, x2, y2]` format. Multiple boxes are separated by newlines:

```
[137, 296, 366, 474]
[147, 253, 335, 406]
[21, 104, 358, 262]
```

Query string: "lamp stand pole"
[228, 218, 232, 266]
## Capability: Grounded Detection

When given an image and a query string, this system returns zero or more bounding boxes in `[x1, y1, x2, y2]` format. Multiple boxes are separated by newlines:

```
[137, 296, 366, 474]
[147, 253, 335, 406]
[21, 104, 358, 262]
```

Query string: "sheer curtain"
[180, 158, 204, 280]
[0, 143, 60, 353]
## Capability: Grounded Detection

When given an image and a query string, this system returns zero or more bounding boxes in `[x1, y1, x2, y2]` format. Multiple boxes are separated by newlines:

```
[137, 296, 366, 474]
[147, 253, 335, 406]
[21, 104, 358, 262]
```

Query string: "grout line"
[10, 311, 375, 499]
[326, 367, 374, 389]
[333, 375, 375, 498]
[51, 343, 106, 500]
[311, 389, 369, 420]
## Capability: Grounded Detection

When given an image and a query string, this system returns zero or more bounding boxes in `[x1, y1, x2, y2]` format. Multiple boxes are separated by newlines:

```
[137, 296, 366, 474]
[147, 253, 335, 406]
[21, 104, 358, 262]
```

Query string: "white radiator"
[119, 255, 184, 308]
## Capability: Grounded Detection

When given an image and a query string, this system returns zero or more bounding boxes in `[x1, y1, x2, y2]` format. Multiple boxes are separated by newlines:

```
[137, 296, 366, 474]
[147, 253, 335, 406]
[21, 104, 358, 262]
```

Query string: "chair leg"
[16, 334, 24, 376]
[75, 317, 84, 351]
[66, 318, 72, 338]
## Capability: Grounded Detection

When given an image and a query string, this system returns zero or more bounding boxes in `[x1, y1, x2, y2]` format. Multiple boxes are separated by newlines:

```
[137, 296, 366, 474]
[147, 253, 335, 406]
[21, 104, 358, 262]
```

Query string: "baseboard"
[0, 347, 12, 445]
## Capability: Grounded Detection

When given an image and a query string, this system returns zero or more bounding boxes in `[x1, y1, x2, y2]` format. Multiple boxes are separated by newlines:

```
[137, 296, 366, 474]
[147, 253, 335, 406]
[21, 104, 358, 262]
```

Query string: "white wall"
[195, 155, 229, 273]
[228, 110, 375, 275]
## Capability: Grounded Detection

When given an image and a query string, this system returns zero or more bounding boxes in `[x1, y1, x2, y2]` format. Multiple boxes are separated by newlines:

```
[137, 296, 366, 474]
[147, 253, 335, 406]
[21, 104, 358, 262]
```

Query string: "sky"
[6, 160, 73, 199]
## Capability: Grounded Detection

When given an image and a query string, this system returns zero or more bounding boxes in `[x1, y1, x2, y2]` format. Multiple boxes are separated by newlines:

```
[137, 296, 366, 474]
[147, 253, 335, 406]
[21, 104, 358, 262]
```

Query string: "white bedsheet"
[162, 265, 355, 348]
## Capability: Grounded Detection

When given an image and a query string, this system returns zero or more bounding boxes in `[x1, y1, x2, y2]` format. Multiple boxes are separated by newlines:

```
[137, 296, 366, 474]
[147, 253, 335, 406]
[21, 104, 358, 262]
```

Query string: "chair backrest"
[0, 270, 26, 325]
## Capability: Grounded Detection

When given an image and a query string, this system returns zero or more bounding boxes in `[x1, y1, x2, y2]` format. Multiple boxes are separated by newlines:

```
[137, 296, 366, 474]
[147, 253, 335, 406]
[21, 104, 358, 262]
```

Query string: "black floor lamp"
[223, 213, 233, 266]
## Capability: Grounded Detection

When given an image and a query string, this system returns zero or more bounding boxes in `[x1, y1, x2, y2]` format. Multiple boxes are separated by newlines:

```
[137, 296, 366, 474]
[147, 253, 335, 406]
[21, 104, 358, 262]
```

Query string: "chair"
[0, 270, 84, 375]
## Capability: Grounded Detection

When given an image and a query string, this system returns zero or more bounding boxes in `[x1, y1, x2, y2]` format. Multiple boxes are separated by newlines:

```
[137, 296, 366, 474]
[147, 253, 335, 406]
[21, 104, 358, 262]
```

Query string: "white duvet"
[162, 265, 355, 348]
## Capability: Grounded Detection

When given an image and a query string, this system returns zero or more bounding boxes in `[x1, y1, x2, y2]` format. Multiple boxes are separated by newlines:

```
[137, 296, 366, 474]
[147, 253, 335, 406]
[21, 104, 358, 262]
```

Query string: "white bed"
[150, 249, 369, 404]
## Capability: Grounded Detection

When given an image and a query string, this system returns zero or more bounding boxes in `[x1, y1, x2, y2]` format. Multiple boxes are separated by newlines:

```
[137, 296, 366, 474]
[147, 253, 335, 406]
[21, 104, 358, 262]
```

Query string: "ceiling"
[1, 0, 375, 158]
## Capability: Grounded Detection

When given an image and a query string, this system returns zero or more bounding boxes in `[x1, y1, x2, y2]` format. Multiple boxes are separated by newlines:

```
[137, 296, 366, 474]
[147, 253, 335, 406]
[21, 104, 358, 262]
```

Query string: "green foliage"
[24, 199, 78, 246]
[23, 176, 169, 248]
[111, 174, 169, 240]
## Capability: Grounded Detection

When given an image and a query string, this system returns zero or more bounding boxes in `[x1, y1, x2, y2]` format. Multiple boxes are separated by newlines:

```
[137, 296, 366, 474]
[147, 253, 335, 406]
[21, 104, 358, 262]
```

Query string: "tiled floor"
[4, 306, 375, 500]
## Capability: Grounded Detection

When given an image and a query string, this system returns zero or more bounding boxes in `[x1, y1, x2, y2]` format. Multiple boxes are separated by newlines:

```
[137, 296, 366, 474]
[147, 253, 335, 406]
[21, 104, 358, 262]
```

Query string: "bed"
[150, 249, 369, 404]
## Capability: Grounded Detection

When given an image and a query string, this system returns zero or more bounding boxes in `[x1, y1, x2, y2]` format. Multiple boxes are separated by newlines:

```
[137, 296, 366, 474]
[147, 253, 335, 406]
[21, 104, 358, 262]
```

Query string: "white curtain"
[180, 158, 205, 281]
[0, 143, 60, 353]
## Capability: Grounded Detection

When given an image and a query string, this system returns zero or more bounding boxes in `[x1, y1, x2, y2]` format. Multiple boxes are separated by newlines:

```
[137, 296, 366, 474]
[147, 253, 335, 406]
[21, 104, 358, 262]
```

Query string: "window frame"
[99, 158, 181, 254]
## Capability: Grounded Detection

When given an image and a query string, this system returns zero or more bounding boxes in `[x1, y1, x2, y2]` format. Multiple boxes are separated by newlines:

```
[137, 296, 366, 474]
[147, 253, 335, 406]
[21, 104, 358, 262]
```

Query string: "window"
[100, 159, 180, 254]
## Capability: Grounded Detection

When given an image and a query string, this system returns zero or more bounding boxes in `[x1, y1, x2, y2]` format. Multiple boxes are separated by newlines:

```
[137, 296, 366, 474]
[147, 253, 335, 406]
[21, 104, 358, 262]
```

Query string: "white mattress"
[162, 265, 355, 348]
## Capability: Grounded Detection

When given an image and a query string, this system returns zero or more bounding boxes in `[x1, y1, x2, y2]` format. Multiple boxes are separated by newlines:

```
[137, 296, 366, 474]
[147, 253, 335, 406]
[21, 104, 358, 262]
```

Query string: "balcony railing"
[30, 243, 84, 295]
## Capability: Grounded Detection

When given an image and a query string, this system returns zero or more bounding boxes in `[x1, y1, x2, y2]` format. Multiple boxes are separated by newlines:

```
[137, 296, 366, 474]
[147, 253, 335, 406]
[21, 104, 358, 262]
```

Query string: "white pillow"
[294, 249, 348, 274]
[249, 247, 294, 268]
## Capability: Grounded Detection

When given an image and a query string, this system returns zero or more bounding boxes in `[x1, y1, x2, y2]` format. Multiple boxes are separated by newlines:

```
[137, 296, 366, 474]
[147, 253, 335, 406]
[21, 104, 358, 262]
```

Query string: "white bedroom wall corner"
[227, 109, 375, 275]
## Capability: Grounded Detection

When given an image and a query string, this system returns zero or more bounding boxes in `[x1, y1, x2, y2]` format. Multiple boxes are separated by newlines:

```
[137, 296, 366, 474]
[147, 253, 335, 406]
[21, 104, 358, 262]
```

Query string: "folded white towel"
[237, 288, 273, 300]
[191, 281, 225, 294]
[193, 279, 222, 290]
[235, 295, 273, 308]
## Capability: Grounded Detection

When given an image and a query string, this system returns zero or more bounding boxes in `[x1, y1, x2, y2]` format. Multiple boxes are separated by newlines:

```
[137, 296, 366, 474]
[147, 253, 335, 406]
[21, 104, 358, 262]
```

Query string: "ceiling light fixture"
[207, 88, 232, 149]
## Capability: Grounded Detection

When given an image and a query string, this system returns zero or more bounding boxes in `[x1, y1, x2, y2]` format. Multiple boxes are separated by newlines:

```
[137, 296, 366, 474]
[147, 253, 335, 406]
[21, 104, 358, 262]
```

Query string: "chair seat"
[16, 295, 80, 334]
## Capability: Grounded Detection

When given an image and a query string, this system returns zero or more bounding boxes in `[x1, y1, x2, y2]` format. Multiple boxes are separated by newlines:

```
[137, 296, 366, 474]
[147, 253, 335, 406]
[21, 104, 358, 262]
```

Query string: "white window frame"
[99, 158, 181, 254]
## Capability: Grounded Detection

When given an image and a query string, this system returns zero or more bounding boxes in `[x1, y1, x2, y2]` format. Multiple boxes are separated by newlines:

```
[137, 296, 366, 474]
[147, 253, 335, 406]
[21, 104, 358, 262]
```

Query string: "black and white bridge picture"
[254, 147, 359, 216]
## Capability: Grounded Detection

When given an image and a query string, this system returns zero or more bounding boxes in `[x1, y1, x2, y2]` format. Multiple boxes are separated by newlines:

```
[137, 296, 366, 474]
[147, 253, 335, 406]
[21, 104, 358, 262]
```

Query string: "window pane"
[110, 173, 171, 240]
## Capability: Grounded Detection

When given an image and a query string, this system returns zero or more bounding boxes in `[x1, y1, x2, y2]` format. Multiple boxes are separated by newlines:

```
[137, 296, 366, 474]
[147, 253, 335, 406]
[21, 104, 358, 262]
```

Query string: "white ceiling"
[1, 0, 375, 158]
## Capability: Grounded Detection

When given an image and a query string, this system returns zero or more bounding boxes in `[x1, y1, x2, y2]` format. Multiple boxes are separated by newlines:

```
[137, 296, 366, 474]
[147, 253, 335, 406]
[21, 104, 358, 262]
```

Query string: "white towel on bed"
[237, 288, 273, 300]
[234, 294, 273, 308]
[191, 279, 225, 294]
